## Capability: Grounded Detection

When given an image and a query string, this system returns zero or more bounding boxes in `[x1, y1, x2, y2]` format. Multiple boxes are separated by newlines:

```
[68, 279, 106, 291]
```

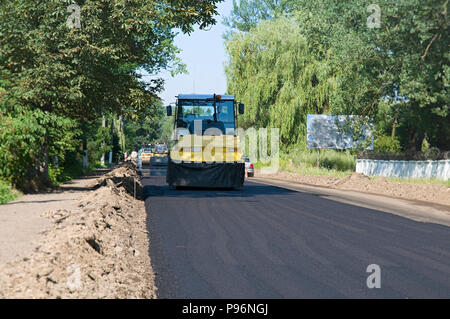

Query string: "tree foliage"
[0, 0, 223, 190]
[226, 18, 339, 147]
[223, 0, 294, 32]
[225, 0, 449, 152]
[0, 106, 79, 189]
[0, 0, 222, 120]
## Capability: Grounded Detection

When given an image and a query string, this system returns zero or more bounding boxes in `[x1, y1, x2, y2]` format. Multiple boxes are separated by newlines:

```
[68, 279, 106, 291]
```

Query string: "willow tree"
[225, 18, 339, 148]
[225, 0, 449, 152]
[223, 0, 295, 32]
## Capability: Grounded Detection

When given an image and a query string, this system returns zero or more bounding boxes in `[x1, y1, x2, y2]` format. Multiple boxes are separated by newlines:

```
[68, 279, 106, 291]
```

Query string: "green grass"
[253, 149, 356, 177]
[0, 180, 21, 204]
[252, 149, 449, 185]
[283, 149, 356, 172]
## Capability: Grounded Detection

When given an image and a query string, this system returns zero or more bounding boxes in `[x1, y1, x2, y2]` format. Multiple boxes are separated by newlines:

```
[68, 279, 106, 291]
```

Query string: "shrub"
[0, 108, 79, 191]
[48, 164, 63, 186]
[280, 149, 356, 172]
[374, 135, 402, 153]
[0, 180, 20, 204]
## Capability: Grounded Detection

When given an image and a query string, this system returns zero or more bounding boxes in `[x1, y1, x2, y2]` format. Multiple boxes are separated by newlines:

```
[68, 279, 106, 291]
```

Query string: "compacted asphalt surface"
[142, 166, 450, 298]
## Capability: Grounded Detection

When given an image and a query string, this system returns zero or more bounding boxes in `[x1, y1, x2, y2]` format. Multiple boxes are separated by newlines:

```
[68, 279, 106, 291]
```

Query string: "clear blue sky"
[156, 0, 234, 105]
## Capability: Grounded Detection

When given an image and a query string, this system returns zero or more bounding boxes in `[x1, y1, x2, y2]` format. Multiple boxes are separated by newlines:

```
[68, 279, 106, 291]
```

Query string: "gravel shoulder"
[256, 170, 450, 207]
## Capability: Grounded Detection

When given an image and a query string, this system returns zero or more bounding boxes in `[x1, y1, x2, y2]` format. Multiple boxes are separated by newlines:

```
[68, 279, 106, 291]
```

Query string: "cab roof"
[177, 94, 235, 100]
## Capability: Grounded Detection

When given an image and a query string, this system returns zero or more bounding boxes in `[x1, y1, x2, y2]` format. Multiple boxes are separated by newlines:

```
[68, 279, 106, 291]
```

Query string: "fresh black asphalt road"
[143, 168, 450, 298]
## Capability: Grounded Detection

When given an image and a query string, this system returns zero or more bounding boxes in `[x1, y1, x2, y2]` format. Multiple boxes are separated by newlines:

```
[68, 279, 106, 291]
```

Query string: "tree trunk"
[406, 129, 424, 154]
[82, 138, 88, 168]
[117, 115, 126, 161]
[391, 111, 398, 138]
[406, 105, 424, 154]
[109, 116, 114, 165]
[39, 141, 50, 186]
[82, 125, 89, 169]
[101, 115, 106, 166]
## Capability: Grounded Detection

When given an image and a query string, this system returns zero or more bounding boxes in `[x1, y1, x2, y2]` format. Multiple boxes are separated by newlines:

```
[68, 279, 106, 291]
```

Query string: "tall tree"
[225, 0, 449, 151]
[223, 0, 294, 32]
[0, 0, 223, 187]
[225, 18, 339, 148]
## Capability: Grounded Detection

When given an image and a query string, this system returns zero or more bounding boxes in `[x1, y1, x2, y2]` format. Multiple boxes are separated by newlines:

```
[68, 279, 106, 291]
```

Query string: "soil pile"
[89, 162, 143, 199]
[258, 170, 450, 206]
[332, 172, 372, 187]
[0, 164, 155, 299]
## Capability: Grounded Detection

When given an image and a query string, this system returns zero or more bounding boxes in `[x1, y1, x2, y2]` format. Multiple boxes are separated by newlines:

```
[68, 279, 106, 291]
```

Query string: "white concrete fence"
[356, 159, 450, 181]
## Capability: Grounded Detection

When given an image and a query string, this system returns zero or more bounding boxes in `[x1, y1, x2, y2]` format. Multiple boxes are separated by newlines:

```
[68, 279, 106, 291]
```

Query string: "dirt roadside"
[255, 170, 450, 207]
[0, 163, 156, 299]
[0, 170, 111, 265]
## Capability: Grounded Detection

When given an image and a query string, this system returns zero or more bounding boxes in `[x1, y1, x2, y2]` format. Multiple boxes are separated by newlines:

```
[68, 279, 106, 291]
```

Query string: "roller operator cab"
[166, 94, 245, 188]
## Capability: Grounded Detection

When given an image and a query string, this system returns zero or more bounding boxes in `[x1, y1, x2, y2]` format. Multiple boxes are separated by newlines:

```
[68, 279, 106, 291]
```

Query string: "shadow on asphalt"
[139, 165, 167, 177]
[143, 182, 297, 199]
[140, 164, 297, 199]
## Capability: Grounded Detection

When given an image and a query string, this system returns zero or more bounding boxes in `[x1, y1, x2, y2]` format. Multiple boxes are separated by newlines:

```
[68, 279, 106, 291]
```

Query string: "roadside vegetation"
[281, 149, 356, 172]
[225, 0, 449, 171]
[253, 149, 356, 177]
[0, 0, 221, 194]
[48, 161, 104, 186]
[0, 180, 21, 204]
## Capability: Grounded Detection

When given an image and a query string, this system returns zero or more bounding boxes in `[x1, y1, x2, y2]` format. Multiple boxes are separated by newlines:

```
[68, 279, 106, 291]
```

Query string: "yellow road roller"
[166, 94, 245, 188]
[150, 143, 169, 166]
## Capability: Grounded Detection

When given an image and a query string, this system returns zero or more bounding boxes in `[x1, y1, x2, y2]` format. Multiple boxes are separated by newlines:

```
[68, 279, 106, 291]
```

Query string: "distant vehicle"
[150, 143, 169, 166]
[140, 146, 154, 165]
[243, 156, 254, 177]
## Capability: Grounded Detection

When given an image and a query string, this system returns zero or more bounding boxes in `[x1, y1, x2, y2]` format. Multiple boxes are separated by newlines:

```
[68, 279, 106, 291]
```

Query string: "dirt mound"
[89, 163, 143, 199]
[257, 170, 450, 206]
[0, 164, 155, 299]
[261, 171, 341, 187]
[332, 172, 371, 187]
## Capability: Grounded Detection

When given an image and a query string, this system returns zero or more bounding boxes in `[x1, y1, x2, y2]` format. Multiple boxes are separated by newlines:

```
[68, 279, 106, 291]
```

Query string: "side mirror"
[166, 105, 172, 116]
[238, 103, 245, 115]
